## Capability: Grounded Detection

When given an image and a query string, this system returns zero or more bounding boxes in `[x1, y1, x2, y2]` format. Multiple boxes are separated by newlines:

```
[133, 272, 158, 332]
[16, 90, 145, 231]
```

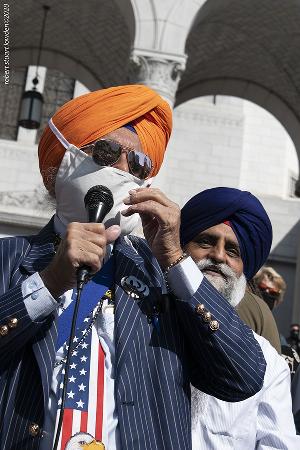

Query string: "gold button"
[209, 320, 220, 331]
[203, 311, 212, 322]
[8, 318, 18, 329]
[29, 423, 40, 437]
[0, 325, 9, 336]
[195, 304, 206, 315]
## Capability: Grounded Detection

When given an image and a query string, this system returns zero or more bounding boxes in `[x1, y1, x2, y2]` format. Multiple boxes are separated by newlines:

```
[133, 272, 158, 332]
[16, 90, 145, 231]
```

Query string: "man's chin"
[204, 273, 227, 292]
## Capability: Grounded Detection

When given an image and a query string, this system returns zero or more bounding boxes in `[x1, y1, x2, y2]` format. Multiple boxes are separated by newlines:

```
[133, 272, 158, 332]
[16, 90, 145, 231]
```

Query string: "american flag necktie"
[54, 258, 115, 450]
[55, 294, 111, 450]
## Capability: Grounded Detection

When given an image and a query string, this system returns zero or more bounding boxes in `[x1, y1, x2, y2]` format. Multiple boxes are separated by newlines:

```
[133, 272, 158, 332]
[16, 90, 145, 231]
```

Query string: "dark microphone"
[77, 185, 114, 288]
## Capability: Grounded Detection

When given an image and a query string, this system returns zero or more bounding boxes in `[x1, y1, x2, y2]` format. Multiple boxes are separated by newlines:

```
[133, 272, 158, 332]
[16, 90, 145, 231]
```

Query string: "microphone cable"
[52, 279, 84, 450]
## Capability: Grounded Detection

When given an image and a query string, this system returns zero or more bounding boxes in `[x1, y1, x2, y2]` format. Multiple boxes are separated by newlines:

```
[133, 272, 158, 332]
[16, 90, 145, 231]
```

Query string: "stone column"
[128, 48, 186, 107]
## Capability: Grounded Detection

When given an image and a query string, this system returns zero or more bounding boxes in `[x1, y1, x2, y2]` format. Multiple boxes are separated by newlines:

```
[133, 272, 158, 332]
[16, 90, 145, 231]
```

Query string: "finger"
[121, 200, 177, 226]
[67, 223, 107, 246]
[105, 225, 121, 243]
[68, 232, 107, 251]
[61, 244, 105, 275]
[68, 222, 106, 234]
[67, 238, 106, 261]
[123, 188, 173, 208]
[76, 252, 104, 274]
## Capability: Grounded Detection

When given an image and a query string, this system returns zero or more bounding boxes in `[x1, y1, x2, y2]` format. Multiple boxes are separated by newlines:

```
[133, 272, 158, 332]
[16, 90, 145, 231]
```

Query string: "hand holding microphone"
[40, 185, 120, 299]
[76, 185, 114, 288]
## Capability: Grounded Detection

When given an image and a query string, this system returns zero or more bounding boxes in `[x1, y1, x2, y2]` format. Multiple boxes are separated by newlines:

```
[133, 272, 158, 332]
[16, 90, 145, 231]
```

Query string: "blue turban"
[180, 187, 272, 280]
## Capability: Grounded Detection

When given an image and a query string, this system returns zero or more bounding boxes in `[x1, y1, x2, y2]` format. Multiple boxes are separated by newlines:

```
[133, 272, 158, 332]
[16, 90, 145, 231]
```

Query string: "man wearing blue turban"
[181, 187, 299, 449]
[180, 187, 272, 281]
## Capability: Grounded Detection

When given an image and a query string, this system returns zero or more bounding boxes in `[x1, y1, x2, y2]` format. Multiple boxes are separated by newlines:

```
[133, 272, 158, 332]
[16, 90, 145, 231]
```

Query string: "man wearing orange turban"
[0, 85, 266, 450]
[39, 84, 172, 192]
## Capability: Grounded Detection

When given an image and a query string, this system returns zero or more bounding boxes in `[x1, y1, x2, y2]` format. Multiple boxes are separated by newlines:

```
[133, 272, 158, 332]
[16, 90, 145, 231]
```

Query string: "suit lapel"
[113, 236, 163, 373]
[20, 217, 56, 275]
[20, 217, 58, 411]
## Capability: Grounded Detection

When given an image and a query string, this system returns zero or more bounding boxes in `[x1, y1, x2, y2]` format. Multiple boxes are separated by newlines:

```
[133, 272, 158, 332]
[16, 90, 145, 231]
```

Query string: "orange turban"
[38, 84, 172, 190]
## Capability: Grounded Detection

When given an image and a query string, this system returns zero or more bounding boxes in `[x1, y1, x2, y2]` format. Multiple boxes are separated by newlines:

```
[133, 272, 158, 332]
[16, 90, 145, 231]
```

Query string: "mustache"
[196, 259, 237, 281]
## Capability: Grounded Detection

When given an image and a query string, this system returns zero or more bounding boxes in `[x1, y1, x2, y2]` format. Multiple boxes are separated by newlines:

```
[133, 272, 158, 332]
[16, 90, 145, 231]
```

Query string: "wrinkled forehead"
[201, 223, 240, 246]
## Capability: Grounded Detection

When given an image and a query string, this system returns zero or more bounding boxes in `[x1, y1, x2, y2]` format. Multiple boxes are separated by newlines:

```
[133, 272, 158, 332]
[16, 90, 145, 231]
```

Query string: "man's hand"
[40, 222, 121, 299]
[122, 187, 183, 269]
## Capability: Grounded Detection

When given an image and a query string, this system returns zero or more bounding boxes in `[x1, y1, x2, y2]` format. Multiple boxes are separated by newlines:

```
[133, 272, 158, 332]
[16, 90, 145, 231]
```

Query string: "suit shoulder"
[238, 290, 270, 322]
[0, 234, 35, 270]
[0, 234, 32, 251]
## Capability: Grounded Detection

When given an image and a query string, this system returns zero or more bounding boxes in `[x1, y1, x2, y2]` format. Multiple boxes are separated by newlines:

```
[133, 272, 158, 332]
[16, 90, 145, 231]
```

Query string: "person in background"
[287, 323, 300, 354]
[254, 266, 300, 377]
[179, 187, 299, 449]
[254, 266, 286, 311]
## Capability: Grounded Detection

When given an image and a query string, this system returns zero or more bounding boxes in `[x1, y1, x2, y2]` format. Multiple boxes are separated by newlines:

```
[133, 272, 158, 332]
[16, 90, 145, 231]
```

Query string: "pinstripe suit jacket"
[0, 218, 266, 450]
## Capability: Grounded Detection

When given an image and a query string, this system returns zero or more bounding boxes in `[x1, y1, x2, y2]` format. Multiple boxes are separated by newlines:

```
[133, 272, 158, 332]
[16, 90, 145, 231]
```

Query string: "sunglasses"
[80, 139, 152, 180]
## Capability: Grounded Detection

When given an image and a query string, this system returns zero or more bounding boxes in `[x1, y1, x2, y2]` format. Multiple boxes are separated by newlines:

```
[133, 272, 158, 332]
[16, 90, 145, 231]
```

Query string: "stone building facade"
[1, 0, 300, 335]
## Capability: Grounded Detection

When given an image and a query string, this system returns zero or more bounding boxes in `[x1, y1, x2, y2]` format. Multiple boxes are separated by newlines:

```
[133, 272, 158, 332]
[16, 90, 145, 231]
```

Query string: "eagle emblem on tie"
[65, 432, 105, 449]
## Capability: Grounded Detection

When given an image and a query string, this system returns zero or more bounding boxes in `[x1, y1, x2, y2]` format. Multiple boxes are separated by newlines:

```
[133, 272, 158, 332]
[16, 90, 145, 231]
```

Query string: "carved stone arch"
[114, 0, 136, 45]
[177, 0, 300, 193]
[130, 0, 158, 49]
[131, 0, 204, 54]
[176, 78, 300, 194]
[12, 48, 103, 91]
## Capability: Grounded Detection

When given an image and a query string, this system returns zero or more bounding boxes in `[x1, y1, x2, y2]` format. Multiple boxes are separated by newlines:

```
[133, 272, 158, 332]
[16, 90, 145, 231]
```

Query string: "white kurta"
[192, 333, 300, 450]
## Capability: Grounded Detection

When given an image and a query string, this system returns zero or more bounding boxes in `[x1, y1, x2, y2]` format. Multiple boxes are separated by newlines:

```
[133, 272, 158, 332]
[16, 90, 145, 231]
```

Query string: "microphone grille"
[84, 185, 114, 211]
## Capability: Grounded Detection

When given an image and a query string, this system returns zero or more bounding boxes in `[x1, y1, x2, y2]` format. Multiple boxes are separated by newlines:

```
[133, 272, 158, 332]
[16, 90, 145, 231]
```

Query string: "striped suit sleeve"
[0, 237, 50, 363]
[174, 277, 266, 401]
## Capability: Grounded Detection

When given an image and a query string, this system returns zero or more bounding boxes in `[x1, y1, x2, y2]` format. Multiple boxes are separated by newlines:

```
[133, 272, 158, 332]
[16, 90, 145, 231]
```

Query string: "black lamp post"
[18, 5, 50, 130]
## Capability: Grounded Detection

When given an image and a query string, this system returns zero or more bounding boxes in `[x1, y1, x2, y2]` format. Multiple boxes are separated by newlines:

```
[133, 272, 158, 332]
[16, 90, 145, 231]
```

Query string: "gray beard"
[191, 258, 247, 429]
[196, 258, 247, 307]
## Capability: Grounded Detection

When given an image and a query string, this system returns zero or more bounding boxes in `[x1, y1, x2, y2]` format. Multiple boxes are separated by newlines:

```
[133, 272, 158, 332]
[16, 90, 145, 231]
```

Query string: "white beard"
[196, 258, 247, 307]
[191, 258, 247, 428]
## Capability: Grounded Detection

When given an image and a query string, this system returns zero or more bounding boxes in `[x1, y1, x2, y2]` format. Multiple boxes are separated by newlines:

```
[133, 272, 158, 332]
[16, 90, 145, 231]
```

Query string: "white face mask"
[55, 145, 146, 236]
